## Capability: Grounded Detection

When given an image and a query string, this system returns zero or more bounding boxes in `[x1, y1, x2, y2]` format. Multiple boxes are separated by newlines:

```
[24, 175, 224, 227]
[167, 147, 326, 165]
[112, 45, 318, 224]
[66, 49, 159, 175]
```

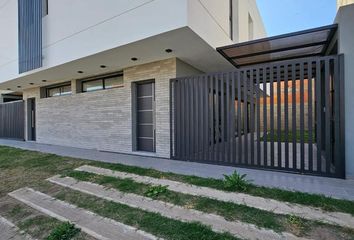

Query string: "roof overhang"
[0, 27, 234, 91]
[217, 24, 338, 68]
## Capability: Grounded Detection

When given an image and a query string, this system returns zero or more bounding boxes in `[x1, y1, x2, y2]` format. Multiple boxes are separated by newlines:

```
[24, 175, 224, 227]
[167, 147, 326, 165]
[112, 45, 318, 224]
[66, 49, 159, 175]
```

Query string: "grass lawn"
[260, 130, 316, 143]
[0, 145, 353, 240]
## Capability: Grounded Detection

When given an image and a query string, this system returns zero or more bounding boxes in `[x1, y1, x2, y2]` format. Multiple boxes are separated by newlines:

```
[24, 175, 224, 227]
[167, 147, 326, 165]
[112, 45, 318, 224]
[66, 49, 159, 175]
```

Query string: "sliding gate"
[171, 55, 345, 178]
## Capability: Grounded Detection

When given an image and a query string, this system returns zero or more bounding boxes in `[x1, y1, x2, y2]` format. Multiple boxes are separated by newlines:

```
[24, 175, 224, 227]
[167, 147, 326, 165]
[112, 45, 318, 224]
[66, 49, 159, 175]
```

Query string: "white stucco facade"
[335, 4, 354, 178]
[0, 0, 266, 158]
[0, 0, 266, 89]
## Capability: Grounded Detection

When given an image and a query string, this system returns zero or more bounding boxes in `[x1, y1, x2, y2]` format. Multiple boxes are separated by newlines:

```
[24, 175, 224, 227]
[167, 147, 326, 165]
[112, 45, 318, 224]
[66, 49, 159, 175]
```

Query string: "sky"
[256, 0, 337, 37]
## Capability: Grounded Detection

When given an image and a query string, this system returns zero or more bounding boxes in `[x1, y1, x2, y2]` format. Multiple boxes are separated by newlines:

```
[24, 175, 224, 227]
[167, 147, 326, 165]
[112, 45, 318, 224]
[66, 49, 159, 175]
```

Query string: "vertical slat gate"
[171, 55, 344, 178]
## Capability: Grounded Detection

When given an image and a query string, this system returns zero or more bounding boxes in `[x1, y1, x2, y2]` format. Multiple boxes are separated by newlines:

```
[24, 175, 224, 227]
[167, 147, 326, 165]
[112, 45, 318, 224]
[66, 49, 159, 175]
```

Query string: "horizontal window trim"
[80, 71, 123, 82]
[80, 72, 124, 93]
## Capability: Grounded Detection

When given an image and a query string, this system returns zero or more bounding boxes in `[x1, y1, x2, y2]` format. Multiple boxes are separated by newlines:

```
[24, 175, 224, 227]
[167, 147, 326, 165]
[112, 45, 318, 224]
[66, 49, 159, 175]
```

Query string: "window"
[42, 0, 48, 17]
[83, 79, 103, 92]
[82, 73, 123, 92]
[105, 75, 124, 89]
[46, 83, 72, 98]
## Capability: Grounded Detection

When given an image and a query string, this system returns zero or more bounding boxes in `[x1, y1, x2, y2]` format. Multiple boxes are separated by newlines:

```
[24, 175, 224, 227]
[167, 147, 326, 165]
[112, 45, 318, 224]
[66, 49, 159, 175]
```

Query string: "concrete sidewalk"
[0, 139, 353, 201]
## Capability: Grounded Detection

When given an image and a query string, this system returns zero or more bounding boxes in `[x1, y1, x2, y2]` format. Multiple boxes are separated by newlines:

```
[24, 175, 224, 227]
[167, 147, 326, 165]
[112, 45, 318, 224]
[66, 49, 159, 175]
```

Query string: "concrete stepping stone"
[76, 165, 354, 229]
[0, 216, 34, 240]
[48, 175, 308, 240]
[8, 188, 161, 240]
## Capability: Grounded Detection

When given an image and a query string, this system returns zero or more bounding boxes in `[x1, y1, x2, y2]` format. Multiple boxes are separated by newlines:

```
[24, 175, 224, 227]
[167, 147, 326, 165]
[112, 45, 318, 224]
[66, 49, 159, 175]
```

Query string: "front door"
[27, 98, 36, 141]
[136, 81, 155, 152]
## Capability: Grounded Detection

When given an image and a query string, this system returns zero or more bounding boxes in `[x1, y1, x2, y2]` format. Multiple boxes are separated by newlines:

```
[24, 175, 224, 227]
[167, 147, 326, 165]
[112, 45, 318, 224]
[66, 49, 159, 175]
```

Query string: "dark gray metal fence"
[0, 101, 25, 140]
[171, 55, 345, 178]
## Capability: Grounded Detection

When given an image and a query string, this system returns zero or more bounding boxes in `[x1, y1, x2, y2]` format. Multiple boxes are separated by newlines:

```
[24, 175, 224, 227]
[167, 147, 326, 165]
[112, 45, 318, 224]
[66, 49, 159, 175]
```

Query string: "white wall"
[199, 0, 230, 36]
[0, 0, 188, 84]
[0, 0, 266, 89]
[41, 0, 188, 69]
[187, 0, 233, 48]
[187, 0, 266, 48]
[233, 0, 267, 42]
[0, 0, 18, 81]
[336, 4, 354, 178]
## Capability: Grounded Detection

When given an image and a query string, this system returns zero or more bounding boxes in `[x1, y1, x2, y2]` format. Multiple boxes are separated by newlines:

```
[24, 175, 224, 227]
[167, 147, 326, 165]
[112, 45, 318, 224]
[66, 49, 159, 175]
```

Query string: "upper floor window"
[42, 0, 48, 17]
[46, 83, 72, 98]
[82, 73, 124, 93]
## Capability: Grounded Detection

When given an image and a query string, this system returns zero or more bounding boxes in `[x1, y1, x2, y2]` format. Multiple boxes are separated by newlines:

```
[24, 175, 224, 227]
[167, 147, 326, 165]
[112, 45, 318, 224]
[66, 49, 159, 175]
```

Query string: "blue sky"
[256, 0, 337, 36]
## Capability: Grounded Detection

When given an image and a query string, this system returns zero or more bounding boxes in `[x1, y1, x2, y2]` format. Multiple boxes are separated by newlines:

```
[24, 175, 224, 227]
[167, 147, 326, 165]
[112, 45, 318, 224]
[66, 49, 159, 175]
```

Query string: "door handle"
[31, 111, 35, 128]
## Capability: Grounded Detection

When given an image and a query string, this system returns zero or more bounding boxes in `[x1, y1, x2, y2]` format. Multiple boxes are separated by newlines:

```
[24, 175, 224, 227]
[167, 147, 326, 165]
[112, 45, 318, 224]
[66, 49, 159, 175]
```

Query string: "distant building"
[337, 0, 354, 9]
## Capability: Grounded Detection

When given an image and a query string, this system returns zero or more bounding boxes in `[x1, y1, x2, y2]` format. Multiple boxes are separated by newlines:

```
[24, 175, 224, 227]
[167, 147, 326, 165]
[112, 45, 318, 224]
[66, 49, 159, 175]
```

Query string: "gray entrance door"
[136, 81, 155, 152]
[27, 98, 36, 141]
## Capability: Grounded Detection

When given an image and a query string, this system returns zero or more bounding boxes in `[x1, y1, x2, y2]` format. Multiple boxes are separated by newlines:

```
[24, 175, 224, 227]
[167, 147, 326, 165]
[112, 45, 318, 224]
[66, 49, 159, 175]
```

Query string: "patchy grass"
[64, 170, 354, 238]
[0, 147, 237, 239]
[53, 188, 239, 240]
[46, 222, 81, 240]
[65, 171, 285, 232]
[145, 185, 168, 198]
[260, 130, 315, 143]
[18, 216, 61, 239]
[87, 161, 354, 216]
[0, 145, 354, 239]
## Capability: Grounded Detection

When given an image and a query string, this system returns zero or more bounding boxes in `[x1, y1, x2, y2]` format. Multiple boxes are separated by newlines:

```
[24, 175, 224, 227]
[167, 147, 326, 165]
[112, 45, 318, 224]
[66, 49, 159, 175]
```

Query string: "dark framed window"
[81, 73, 123, 93]
[46, 83, 72, 98]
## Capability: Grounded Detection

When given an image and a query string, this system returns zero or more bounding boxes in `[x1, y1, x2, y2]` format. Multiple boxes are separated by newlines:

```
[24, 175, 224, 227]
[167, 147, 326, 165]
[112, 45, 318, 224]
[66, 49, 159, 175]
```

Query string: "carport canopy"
[217, 24, 338, 68]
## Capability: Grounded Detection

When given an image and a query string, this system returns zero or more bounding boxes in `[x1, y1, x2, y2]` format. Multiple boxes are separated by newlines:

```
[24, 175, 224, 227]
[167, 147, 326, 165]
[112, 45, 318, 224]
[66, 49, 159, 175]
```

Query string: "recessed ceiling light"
[100, 65, 107, 68]
[42, 80, 47, 82]
[165, 49, 173, 53]
[6, 88, 11, 91]
[77, 71, 84, 74]
[131, 57, 138, 61]
[29, 83, 34, 85]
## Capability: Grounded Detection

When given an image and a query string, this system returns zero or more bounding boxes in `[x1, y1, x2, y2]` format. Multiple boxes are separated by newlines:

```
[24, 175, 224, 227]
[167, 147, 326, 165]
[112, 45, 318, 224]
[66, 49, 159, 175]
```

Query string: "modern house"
[0, 0, 265, 155]
[0, 0, 353, 180]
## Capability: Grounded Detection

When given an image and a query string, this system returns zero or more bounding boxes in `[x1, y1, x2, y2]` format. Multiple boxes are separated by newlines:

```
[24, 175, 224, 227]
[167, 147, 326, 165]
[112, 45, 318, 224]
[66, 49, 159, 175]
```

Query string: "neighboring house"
[337, 0, 354, 9]
[0, 0, 265, 157]
[259, 79, 315, 131]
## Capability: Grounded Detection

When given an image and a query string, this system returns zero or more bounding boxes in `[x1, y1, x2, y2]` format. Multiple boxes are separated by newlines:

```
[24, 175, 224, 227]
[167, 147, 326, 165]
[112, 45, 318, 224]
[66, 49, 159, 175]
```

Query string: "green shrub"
[223, 171, 252, 191]
[46, 222, 80, 240]
[144, 185, 168, 197]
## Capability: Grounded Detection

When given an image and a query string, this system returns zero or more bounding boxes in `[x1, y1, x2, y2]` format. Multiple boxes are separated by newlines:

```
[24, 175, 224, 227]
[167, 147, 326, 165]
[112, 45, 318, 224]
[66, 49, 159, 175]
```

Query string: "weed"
[223, 171, 252, 191]
[144, 185, 168, 197]
[288, 215, 304, 228]
[46, 222, 80, 240]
